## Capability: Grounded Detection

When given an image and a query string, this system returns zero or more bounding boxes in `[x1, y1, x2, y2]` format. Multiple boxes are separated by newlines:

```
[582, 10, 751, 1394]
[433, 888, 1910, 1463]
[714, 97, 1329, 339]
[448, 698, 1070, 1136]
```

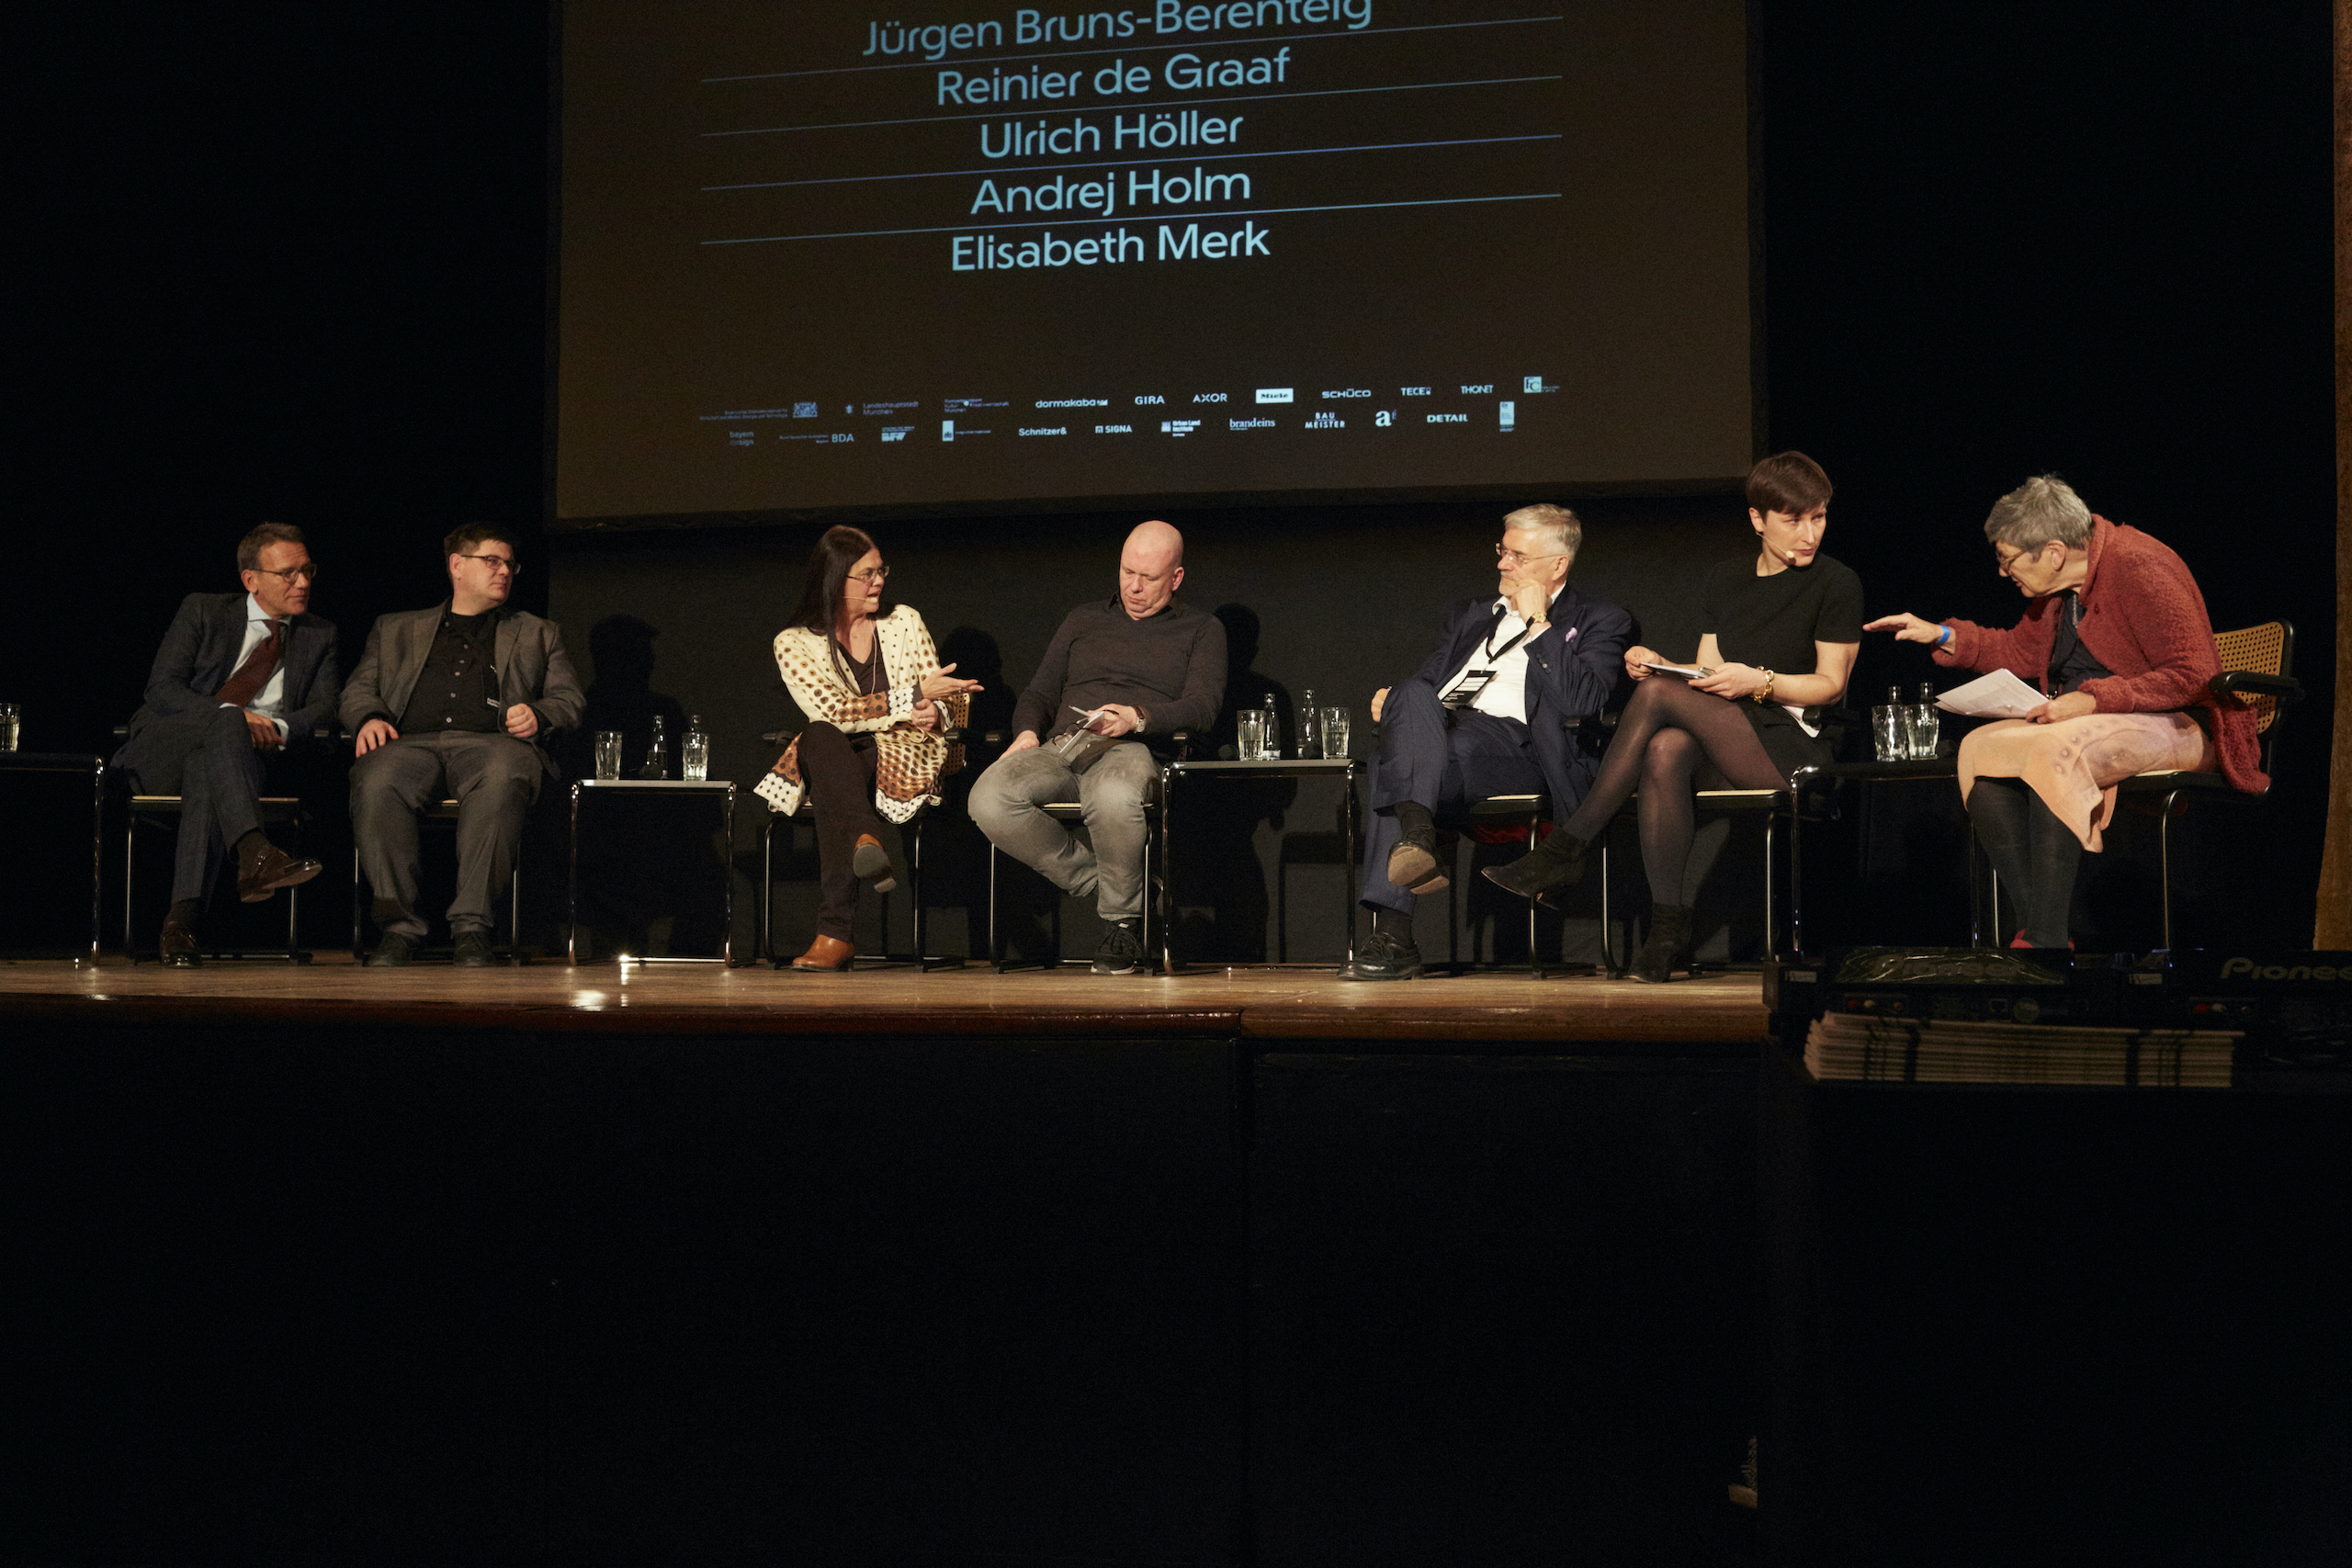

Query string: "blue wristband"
[1936, 625, 1952, 648]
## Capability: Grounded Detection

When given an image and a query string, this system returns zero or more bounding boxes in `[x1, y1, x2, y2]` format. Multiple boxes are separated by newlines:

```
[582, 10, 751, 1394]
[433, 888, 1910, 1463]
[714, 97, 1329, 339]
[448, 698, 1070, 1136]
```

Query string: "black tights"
[1966, 776, 2082, 947]
[1555, 676, 1789, 905]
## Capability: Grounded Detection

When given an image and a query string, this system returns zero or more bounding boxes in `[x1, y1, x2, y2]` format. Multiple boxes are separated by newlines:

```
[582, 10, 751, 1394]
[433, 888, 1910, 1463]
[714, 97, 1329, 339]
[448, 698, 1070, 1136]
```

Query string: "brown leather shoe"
[238, 840, 322, 903]
[787, 933, 855, 973]
[159, 916, 201, 967]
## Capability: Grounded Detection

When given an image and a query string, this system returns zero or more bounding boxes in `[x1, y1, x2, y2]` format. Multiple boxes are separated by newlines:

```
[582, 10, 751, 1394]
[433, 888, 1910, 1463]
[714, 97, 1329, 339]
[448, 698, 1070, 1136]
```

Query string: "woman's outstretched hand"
[1864, 613, 1947, 645]
[921, 662, 983, 702]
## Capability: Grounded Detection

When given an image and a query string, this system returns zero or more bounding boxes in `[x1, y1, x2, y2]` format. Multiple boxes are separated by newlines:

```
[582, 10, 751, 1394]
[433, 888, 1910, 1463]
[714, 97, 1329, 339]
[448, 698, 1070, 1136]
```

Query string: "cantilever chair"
[348, 801, 525, 964]
[113, 719, 329, 964]
[984, 730, 1185, 974]
[2109, 619, 2301, 949]
[756, 723, 963, 971]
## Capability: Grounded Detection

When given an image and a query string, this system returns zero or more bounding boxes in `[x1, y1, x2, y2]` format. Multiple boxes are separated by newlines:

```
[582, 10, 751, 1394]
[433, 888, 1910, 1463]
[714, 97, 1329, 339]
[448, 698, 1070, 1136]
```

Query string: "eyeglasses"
[253, 562, 320, 582]
[457, 554, 522, 577]
[849, 564, 891, 584]
[1495, 544, 1567, 569]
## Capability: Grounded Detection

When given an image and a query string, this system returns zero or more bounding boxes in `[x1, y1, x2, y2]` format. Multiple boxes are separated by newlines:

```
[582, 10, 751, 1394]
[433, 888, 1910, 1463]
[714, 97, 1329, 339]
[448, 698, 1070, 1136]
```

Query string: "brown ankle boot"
[851, 833, 899, 895]
[788, 933, 855, 973]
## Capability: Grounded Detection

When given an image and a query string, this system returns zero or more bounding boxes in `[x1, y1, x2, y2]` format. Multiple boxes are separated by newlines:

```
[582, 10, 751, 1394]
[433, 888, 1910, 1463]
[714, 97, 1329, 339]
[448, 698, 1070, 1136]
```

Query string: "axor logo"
[2219, 957, 2347, 982]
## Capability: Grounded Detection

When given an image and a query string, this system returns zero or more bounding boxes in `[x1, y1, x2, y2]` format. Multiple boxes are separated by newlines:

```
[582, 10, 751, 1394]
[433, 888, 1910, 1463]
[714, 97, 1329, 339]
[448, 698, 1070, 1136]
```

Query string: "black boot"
[1631, 903, 1694, 983]
[1481, 829, 1589, 903]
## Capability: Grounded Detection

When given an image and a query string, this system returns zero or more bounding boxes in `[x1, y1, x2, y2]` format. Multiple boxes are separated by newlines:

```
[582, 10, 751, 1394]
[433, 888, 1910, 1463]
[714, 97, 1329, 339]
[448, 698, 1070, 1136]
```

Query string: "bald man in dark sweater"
[972, 520, 1227, 974]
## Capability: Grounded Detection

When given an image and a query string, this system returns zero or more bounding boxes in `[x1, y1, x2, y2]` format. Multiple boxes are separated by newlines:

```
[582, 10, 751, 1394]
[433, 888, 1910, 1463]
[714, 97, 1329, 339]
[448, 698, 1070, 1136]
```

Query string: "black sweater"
[1011, 597, 1228, 742]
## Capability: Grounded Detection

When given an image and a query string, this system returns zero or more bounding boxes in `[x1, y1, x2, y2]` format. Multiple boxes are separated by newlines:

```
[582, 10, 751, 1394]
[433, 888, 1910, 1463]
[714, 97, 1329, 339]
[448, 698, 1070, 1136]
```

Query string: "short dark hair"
[237, 522, 306, 573]
[443, 521, 518, 559]
[1745, 451, 1835, 517]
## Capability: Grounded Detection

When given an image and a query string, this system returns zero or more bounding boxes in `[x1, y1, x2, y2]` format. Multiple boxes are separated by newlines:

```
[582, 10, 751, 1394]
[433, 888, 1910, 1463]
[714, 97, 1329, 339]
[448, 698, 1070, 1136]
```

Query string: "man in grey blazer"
[114, 522, 340, 965]
[342, 522, 584, 966]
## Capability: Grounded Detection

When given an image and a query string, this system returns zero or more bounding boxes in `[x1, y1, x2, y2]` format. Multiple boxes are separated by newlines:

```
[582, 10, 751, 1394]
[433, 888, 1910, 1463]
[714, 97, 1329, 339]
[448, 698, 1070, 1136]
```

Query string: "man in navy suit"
[113, 523, 341, 965]
[1342, 505, 1633, 980]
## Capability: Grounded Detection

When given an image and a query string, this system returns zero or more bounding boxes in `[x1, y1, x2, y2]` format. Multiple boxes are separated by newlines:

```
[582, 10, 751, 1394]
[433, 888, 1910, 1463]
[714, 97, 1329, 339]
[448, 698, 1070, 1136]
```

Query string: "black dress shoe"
[159, 918, 201, 968]
[367, 932, 419, 968]
[452, 930, 496, 968]
[1385, 834, 1448, 895]
[1340, 927, 1424, 981]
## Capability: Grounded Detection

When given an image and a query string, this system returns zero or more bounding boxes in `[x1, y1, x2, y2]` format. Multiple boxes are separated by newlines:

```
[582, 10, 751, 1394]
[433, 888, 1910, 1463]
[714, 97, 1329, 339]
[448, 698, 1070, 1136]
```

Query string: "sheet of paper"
[1934, 669, 2045, 718]
[1639, 662, 1713, 681]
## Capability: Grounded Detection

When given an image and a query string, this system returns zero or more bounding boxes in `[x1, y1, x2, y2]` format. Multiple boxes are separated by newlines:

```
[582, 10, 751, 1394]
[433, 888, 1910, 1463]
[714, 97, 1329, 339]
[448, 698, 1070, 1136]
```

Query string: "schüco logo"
[2219, 957, 2349, 982]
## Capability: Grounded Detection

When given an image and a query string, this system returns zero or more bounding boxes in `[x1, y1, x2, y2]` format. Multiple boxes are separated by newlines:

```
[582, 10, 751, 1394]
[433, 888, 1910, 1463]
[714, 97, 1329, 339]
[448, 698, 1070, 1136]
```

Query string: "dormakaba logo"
[2219, 957, 2349, 982]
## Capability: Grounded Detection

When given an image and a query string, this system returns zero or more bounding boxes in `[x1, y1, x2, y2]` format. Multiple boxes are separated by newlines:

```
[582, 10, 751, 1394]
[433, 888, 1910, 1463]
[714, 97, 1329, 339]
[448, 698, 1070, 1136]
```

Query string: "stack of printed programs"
[1804, 1012, 2236, 1088]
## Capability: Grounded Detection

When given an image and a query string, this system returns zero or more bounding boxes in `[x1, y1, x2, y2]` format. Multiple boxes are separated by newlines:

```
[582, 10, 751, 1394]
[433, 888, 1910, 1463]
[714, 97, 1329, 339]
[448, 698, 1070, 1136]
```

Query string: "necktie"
[216, 619, 285, 709]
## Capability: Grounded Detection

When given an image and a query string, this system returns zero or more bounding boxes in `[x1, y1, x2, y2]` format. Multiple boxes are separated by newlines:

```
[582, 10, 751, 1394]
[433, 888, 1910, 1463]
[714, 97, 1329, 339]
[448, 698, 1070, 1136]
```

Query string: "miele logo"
[2218, 957, 2348, 982]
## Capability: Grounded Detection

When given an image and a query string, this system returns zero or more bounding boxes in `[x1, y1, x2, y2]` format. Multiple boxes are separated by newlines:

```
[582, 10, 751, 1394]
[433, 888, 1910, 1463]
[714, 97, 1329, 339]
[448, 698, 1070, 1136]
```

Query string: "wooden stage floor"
[0, 953, 1769, 1044]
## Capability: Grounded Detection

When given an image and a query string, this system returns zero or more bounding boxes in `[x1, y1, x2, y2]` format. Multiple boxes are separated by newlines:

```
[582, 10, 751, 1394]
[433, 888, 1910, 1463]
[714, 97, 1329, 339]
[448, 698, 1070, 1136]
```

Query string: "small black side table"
[1159, 756, 1361, 973]
[567, 778, 738, 965]
[0, 752, 107, 964]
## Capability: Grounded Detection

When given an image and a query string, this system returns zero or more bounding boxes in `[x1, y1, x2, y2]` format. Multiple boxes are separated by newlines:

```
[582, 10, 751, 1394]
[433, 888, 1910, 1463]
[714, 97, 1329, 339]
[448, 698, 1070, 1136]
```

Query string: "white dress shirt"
[1438, 586, 1568, 726]
[220, 592, 291, 739]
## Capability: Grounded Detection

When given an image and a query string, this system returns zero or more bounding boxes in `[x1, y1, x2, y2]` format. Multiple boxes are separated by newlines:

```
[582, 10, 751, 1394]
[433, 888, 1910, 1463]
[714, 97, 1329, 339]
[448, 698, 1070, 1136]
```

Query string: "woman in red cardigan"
[1867, 476, 2265, 948]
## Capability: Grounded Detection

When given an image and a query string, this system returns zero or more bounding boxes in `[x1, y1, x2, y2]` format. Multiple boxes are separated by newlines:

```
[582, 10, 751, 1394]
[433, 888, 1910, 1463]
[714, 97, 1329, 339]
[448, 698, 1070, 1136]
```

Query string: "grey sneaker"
[1092, 919, 1146, 976]
[367, 931, 419, 968]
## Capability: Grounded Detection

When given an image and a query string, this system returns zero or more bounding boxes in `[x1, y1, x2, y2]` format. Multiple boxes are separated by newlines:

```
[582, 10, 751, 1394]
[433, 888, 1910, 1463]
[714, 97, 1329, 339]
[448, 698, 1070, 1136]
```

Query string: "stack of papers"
[1804, 1012, 2236, 1088]
[1933, 669, 2045, 719]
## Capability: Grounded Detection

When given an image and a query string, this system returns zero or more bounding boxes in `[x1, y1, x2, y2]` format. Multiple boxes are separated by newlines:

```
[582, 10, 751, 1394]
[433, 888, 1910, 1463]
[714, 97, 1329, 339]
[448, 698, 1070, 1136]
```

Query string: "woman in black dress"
[1484, 452, 1863, 979]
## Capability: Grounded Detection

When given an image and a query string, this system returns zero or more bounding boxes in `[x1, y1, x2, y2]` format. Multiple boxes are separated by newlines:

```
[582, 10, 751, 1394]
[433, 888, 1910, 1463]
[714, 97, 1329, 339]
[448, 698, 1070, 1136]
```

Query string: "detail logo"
[1255, 388, 1294, 404]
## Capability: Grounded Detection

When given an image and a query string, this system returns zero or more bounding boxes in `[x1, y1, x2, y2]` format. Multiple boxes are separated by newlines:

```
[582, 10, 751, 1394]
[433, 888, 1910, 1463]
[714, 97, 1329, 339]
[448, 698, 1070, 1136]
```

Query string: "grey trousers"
[352, 730, 541, 938]
[969, 740, 1159, 922]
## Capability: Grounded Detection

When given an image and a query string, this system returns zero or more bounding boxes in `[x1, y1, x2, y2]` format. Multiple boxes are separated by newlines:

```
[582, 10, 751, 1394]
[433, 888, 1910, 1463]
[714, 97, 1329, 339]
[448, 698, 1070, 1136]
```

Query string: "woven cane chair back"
[2212, 621, 2289, 735]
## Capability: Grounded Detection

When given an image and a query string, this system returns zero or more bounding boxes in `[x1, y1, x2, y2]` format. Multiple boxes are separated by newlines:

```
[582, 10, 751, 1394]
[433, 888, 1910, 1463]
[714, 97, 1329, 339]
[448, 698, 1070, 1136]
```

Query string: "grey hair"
[1983, 476, 2092, 552]
[237, 521, 306, 572]
[1502, 502, 1581, 568]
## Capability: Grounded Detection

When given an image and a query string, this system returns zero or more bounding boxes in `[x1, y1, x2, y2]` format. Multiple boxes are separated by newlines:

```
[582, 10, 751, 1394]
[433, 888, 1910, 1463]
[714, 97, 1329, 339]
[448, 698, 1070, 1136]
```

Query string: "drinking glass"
[1320, 706, 1351, 759]
[0, 702, 17, 751]
[1236, 708, 1267, 761]
[594, 730, 624, 780]
[1871, 705, 1905, 762]
[1904, 704, 1940, 760]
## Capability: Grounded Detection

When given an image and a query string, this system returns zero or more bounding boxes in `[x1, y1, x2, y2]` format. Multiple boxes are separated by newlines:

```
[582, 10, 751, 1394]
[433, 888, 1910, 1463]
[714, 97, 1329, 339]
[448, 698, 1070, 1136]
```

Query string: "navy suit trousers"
[1359, 678, 1545, 913]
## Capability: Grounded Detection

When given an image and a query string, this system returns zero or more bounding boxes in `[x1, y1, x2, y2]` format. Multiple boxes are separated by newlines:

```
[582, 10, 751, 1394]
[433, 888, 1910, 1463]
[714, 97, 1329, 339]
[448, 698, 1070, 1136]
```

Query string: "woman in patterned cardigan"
[757, 525, 980, 972]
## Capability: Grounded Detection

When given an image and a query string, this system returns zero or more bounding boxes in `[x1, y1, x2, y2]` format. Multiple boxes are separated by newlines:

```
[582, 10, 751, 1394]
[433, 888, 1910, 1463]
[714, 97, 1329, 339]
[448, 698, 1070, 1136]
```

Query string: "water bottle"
[683, 715, 709, 781]
[1908, 682, 1940, 761]
[641, 714, 668, 779]
[1260, 693, 1282, 760]
[1296, 690, 1318, 759]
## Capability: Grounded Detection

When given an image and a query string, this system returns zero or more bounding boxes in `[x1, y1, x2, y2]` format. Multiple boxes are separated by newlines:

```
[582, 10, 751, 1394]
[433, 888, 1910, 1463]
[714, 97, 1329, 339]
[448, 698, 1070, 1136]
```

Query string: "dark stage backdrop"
[8, 0, 2335, 952]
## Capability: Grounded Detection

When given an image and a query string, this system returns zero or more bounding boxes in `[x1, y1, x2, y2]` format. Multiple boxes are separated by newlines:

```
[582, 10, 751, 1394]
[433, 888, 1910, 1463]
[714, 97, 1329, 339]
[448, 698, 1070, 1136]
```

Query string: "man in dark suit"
[113, 522, 340, 965]
[342, 523, 584, 967]
[1342, 504, 1634, 980]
